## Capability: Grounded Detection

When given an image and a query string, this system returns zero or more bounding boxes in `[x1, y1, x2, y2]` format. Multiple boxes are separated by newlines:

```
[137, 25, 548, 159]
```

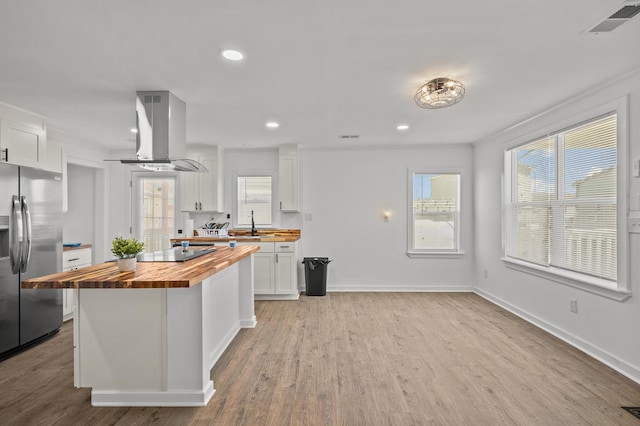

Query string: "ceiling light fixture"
[397, 124, 409, 131]
[414, 78, 465, 109]
[221, 49, 244, 61]
[266, 121, 279, 128]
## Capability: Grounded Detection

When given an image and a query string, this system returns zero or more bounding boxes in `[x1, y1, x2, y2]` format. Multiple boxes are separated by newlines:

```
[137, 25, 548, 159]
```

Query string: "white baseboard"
[255, 292, 300, 300]
[91, 383, 215, 407]
[240, 316, 257, 328]
[326, 285, 474, 292]
[474, 288, 640, 385]
[208, 323, 241, 369]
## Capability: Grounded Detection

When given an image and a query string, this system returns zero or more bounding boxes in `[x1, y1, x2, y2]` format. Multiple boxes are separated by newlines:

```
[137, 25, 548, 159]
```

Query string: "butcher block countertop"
[172, 228, 300, 243]
[21, 245, 259, 290]
[63, 244, 92, 252]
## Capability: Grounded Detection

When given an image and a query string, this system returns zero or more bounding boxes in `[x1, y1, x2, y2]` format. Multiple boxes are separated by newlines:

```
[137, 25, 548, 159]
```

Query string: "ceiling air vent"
[586, 1, 640, 33]
[338, 135, 360, 139]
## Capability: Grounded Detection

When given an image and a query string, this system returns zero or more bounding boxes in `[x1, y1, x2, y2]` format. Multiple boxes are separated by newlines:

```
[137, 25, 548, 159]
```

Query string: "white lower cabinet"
[62, 247, 92, 321]
[238, 241, 299, 300]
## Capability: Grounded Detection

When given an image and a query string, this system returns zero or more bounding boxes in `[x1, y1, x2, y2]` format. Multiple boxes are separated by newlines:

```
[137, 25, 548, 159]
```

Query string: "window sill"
[407, 251, 465, 259]
[501, 257, 631, 302]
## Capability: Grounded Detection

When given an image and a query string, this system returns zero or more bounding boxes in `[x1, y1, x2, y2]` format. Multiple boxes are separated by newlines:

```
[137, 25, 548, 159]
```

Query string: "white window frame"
[407, 169, 464, 258]
[502, 97, 630, 301]
[232, 170, 278, 229]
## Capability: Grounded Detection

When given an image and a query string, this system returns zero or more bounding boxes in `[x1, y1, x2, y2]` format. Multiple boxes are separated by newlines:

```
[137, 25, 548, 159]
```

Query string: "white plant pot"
[117, 257, 137, 272]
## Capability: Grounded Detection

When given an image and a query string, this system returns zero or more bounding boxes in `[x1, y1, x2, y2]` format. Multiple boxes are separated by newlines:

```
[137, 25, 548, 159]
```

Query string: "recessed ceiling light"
[130, 128, 138, 134]
[397, 124, 409, 131]
[221, 49, 244, 61]
[266, 121, 279, 129]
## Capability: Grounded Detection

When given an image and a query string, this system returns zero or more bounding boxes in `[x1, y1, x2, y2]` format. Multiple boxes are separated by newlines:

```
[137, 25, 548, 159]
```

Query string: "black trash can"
[302, 257, 331, 296]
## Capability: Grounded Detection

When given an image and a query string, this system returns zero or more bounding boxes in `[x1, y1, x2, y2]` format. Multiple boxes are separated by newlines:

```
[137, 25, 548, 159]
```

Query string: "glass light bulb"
[221, 49, 244, 61]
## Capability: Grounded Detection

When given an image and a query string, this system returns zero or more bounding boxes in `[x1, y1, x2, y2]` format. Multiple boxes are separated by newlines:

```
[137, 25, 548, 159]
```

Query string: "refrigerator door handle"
[10, 195, 22, 274]
[20, 196, 32, 273]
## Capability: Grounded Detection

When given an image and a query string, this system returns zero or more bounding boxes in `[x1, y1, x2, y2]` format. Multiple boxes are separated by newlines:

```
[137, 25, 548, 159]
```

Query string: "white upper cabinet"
[279, 144, 300, 212]
[41, 139, 64, 173]
[180, 146, 224, 212]
[0, 102, 47, 168]
[44, 136, 68, 211]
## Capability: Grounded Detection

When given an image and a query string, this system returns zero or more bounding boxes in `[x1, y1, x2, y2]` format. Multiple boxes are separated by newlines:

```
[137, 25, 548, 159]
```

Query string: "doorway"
[131, 173, 176, 252]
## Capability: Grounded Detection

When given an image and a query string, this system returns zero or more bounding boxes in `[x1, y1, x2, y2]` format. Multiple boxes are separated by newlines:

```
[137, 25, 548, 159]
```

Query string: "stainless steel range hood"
[118, 91, 207, 172]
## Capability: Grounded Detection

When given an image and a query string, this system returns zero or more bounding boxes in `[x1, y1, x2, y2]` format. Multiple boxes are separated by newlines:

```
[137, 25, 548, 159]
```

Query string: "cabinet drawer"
[275, 242, 295, 253]
[63, 248, 92, 269]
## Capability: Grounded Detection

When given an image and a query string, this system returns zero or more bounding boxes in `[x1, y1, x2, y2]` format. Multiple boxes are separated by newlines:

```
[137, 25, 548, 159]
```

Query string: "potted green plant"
[111, 237, 145, 272]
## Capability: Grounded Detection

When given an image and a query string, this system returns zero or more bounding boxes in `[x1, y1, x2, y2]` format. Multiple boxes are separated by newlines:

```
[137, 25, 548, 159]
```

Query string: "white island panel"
[74, 257, 256, 407]
[77, 288, 167, 391]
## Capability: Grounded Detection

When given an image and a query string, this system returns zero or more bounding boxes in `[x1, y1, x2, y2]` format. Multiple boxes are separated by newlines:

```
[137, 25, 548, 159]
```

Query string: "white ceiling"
[0, 0, 639, 151]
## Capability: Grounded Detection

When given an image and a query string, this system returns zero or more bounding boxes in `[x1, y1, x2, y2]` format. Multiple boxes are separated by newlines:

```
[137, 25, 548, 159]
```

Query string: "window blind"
[506, 114, 617, 281]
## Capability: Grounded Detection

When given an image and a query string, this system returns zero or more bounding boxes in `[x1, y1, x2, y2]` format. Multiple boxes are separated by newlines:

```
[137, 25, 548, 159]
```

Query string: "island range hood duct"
[119, 91, 207, 172]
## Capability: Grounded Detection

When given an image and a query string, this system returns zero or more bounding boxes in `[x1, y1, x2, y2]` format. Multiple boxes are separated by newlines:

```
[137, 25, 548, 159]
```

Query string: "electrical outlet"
[483, 269, 488, 279]
[226, 213, 231, 219]
[304, 213, 313, 221]
[629, 217, 640, 233]
[569, 299, 578, 313]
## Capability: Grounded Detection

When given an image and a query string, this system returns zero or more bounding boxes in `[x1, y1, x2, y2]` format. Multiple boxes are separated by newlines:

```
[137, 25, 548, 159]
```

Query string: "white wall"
[56, 136, 110, 263]
[300, 145, 474, 291]
[473, 70, 640, 383]
[64, 164, 96, 247]
[106, 161, 134, 244]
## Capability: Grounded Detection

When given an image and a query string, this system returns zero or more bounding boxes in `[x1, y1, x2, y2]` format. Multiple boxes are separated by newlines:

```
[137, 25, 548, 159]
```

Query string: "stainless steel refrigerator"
[0, 162, 62, 358]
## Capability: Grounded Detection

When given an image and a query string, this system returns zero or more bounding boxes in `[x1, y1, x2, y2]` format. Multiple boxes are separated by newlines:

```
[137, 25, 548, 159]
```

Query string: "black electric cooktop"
[136, 247, 216, 262]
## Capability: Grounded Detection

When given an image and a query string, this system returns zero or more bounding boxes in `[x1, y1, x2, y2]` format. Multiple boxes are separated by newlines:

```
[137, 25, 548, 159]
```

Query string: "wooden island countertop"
[21, 245, 259, 289]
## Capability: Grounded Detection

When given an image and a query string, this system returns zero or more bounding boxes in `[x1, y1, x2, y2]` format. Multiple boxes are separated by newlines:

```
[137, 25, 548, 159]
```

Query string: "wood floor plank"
[1, 292, 640, 425]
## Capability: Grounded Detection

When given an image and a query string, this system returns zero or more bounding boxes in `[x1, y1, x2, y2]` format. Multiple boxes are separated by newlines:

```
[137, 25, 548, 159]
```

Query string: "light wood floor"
[1, 293, 639, 425]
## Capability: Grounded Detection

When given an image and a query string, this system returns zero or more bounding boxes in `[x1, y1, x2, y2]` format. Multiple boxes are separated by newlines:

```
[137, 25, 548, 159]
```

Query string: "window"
[237, 176, 272, 226]
[504, 113, 617, 284]
[408, 172, 461, 256]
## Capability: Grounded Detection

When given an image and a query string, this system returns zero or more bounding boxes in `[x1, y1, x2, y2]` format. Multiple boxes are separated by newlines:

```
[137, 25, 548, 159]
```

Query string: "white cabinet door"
[180, 146, 224, 212]
[199, 156, 221, 211]
[278, 144, 300, 212]
[253, 252, 276, 294]
[41, 139, 64, 173]
[180, 170, 199, 211]
[275, 252, 297, 294]
[41, 139, 66, 210]
[0, 119, 46, 168]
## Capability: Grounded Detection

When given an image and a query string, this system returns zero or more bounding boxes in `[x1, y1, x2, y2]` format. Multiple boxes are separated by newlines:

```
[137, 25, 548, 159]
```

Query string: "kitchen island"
[22, 245, 259, 407]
